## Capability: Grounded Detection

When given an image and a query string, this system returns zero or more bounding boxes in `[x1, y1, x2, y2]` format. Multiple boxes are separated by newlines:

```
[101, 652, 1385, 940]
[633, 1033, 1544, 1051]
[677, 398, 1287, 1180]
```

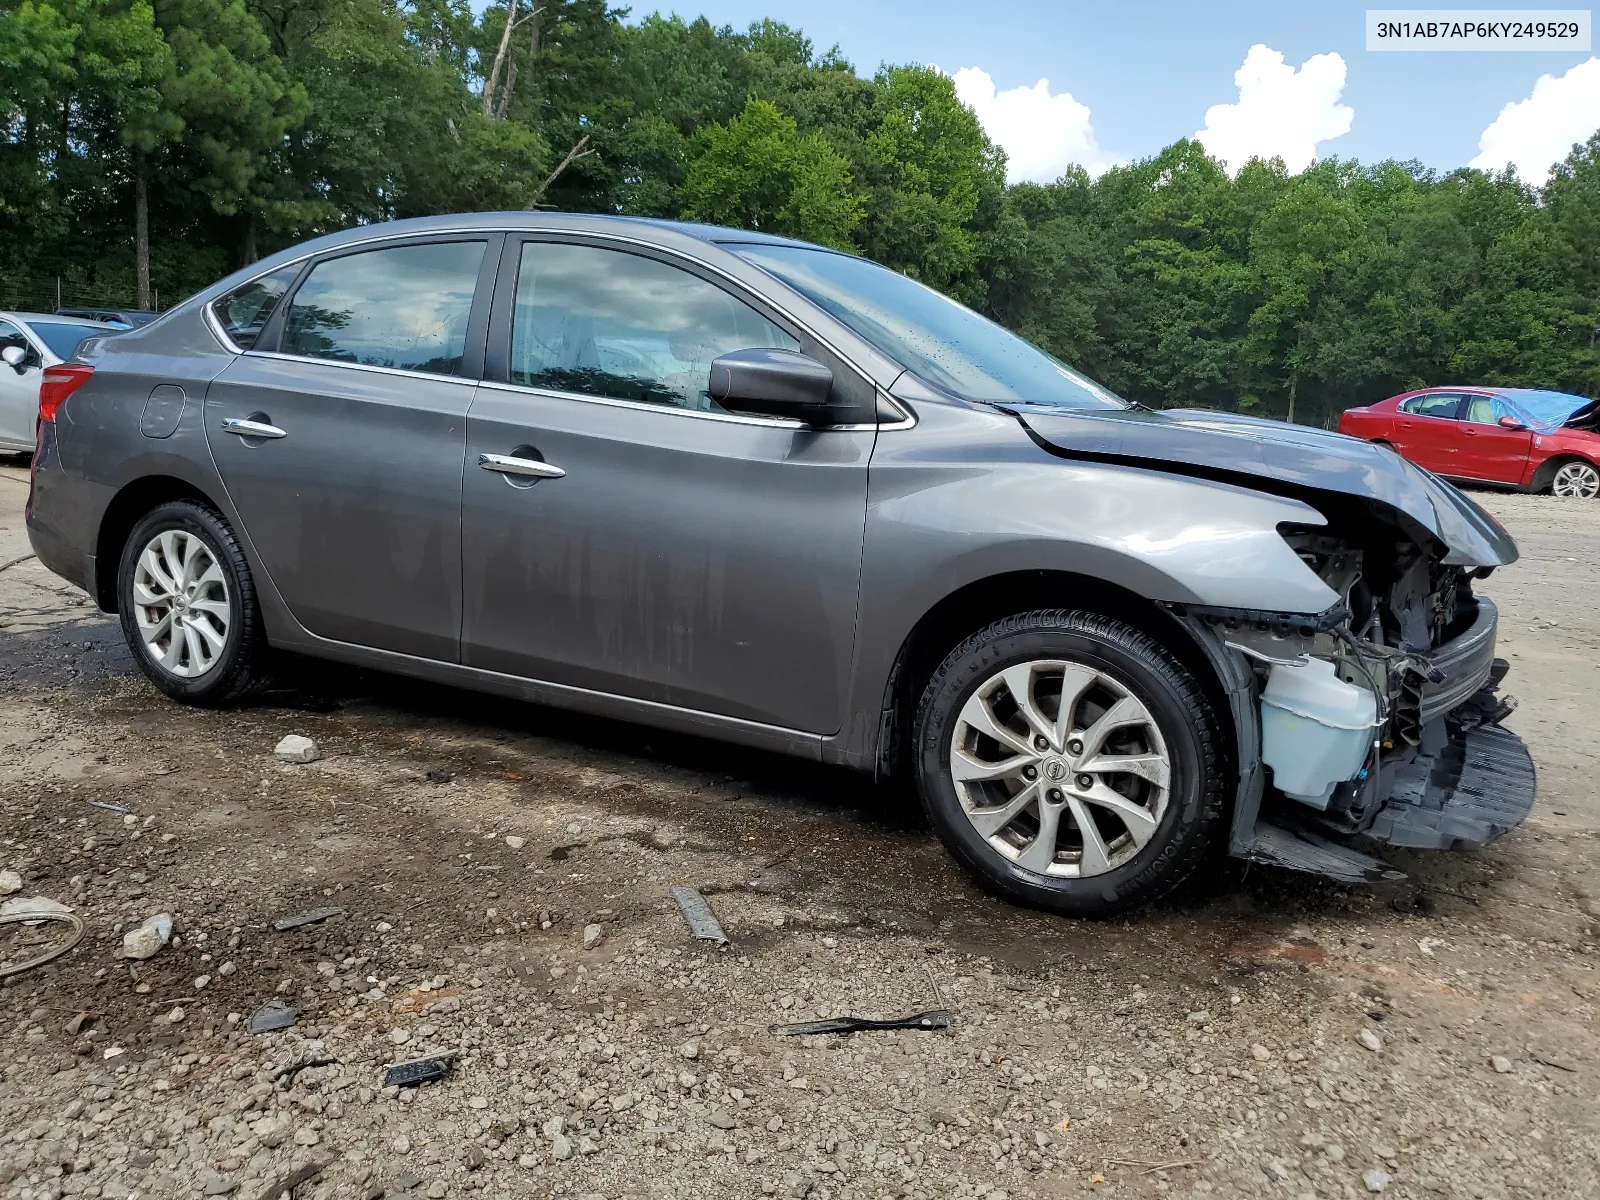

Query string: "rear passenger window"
[510, 242, 799, 411]
[281, 241, 486, 376]
[212, 264, 300, 350]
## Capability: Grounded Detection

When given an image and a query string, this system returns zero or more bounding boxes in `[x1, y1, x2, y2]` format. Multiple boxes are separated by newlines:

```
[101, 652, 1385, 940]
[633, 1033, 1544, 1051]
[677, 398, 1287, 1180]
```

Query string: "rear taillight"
[39, 363, 94, 422]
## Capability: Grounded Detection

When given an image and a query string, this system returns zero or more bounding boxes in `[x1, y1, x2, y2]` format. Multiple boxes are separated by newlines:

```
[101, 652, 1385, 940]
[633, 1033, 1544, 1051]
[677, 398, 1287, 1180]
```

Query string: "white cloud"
[1195, 44, 1354, 176]
[950, 66, 1123, 183]
[1471, 58, 1600, 184]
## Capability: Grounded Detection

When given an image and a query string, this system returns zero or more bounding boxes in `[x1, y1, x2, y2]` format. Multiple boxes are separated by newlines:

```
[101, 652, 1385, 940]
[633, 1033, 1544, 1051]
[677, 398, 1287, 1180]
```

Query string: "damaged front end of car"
[1009, 402, 1536, 883]
[1177, 517, 1534, 884]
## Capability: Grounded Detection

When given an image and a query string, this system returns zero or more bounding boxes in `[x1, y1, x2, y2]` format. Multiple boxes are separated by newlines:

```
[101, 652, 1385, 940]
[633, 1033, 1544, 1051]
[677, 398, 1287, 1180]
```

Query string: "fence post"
[55, 276, 61, 311]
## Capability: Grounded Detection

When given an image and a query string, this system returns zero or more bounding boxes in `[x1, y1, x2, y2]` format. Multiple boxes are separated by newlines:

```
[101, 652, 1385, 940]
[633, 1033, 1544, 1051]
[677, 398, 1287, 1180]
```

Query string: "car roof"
[251, 212, 829, 264]
[3, 311, 115, 328]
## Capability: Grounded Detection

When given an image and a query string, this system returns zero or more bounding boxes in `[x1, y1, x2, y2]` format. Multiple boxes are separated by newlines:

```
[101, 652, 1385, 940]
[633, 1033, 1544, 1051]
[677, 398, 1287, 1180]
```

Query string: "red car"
[1339, 387, 1600, 498]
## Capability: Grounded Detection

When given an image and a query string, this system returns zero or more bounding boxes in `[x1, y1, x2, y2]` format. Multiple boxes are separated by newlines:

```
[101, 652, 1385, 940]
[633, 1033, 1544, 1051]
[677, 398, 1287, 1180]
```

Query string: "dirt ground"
[1, 454, 1597, 1200]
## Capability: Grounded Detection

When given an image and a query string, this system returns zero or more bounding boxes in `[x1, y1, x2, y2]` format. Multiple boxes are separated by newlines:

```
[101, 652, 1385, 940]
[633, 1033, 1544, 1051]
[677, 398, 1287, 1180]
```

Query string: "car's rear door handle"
[220, 416, 286, 439]
[478, 452, 565, 480]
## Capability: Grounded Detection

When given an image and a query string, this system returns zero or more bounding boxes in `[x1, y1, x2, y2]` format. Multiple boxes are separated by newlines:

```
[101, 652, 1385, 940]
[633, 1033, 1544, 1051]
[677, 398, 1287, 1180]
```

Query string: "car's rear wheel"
[117, 500, 267, 705]
[1550, 460, 1600, 499]
[913, 609, 1226, 917]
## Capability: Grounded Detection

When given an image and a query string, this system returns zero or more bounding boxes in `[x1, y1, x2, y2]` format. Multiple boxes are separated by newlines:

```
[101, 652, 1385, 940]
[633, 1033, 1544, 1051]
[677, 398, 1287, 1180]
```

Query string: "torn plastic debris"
[272, 906, 344, 932]
[670, 885, 728, 945]
[383, 1051, 459, 1088]
[247, 1000, 301, 1034]
[771, 1009, 958, 1037]
[87, 800, 131, 814]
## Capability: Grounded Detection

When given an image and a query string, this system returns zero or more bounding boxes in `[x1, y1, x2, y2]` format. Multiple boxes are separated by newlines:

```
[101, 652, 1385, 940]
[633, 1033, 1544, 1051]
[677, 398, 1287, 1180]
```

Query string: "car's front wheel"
[117, 500, 268, 705]
[914, 609, 1226, 917]
[1550, 460, 1600, 499]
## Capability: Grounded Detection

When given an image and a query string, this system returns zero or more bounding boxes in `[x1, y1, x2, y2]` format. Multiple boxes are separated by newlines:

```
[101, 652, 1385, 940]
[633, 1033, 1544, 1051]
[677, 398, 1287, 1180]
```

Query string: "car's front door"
[206, 235, 499, 660]
[1456, 394, 1534, 484]
[1393, 392, 1465, 473]
[0, 319, 42, 448]
[460, 237, 874, 733]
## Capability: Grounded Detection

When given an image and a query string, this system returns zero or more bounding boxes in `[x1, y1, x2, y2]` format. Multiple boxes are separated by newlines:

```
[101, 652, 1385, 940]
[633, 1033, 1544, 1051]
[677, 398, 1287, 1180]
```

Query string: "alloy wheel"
[1552, 461, 1600, 499]
[948, 659, 1171, 878]
[132, 530, 231, 678]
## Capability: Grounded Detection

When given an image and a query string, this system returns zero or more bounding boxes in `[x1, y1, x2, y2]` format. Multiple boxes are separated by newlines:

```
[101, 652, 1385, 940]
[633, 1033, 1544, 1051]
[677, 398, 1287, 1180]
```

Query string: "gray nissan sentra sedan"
[26, 213, 1535, 915]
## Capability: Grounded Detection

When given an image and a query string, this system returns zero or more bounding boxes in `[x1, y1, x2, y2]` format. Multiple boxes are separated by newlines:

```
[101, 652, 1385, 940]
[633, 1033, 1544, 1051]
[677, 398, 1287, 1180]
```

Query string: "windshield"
[29, 320, 104, 360]
[1500, 388, 1593, 431]
[736, 245, 1127, 410]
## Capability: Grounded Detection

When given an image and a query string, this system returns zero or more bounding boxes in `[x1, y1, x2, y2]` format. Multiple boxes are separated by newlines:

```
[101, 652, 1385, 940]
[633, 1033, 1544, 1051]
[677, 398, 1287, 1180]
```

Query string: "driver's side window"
[1463, 396, 1509, 426]
[0, 321, 40, 370]
[510, 241, 799, 412]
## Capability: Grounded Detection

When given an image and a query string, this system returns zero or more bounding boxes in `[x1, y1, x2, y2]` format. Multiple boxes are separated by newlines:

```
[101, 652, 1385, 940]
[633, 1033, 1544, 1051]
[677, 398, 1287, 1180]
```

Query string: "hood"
[1007, 404, 1518, 569]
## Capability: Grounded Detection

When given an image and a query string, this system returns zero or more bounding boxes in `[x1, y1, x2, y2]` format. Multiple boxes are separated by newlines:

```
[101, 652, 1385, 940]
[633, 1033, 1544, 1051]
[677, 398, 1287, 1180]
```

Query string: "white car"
[0, 311, 119, 453]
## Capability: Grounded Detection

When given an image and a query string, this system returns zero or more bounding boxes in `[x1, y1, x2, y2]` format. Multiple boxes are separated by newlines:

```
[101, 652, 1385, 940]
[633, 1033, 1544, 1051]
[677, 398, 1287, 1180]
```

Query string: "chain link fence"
[0, 272, 166, 316]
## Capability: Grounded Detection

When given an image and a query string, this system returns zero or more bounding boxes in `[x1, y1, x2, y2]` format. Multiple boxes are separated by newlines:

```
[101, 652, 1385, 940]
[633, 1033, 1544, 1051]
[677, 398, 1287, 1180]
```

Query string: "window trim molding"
[201, 223, 916, 429]
[238, 349, 483, 388]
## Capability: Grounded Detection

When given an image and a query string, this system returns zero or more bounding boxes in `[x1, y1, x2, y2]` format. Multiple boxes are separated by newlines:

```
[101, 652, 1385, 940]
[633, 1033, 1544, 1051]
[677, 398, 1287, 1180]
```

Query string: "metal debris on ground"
[247, 1000, 301, 1034]
[383, 1051, 459, 1088]
[272, 906, 344, 932]
[771, 1009, 957, 1037]
[86, 800, 132, 814]
[0, 907, 87, 979]
[670, 885, 728, 945]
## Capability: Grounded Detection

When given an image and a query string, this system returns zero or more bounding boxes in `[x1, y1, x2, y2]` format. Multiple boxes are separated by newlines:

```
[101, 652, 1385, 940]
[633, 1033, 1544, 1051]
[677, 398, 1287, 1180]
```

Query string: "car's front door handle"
[478, 452, 565, 480]
[220, 416, 287, 439]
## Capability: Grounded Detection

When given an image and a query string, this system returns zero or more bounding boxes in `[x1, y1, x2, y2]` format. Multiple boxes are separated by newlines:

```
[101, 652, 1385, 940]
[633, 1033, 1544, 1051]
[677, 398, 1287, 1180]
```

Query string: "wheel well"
[94, 476, 217, 612]
[1531, 454, 1598, 493]
[874, 570, 1235, 785]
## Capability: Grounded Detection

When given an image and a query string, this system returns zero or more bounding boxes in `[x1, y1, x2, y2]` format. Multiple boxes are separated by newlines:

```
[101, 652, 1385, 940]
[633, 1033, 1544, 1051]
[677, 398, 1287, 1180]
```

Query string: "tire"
[913, 609, 1226, 917]
[117, 499, 269, 705]
[1549, 459, 1600, 500]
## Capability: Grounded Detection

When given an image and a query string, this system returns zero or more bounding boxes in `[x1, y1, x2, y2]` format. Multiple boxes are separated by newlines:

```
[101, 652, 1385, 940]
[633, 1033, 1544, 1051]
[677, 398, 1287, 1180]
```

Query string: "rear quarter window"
[213, 265, 301, 350]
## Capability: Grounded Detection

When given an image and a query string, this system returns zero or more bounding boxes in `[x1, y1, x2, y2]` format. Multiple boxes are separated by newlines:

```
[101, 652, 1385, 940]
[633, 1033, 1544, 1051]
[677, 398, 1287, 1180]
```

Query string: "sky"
[625, 0, 1600, 184]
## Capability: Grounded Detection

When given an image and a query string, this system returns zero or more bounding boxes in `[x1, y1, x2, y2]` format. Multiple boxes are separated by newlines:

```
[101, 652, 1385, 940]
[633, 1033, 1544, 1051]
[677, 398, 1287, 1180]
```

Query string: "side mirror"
[708, 348, 837, 424]
[1497, 415, 1527, 431]
[0, 345, 25, 373]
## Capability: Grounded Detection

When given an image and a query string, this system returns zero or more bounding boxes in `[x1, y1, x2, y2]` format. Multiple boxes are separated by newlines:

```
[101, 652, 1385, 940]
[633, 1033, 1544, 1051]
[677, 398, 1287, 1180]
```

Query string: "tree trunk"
[496, 2, 543, 121]
[135, 153, 151, 312]
[243, 211, 258, 265]
[1286, 369, 1297, 425]
[482, 0, 519, 120]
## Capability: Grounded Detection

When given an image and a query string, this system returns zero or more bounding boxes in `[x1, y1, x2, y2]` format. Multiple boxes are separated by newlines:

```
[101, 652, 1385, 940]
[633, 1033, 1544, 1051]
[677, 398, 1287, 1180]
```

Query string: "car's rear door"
[1456, 394, 1534, 484]
[1393, 393, 1465, 473]
[0, 319, 42, 448]
[459, 235, 874, 734]
[205, 234, 500, 661]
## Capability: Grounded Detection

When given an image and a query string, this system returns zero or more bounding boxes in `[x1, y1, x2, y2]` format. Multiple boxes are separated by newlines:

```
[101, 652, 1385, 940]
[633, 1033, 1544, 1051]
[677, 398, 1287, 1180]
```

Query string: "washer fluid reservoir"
[1259, 657, 1379, 809]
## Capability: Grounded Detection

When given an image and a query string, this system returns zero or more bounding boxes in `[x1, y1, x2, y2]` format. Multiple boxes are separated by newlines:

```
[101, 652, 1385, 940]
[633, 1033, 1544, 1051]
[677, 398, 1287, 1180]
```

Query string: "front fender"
[831, 401, 1335, 768]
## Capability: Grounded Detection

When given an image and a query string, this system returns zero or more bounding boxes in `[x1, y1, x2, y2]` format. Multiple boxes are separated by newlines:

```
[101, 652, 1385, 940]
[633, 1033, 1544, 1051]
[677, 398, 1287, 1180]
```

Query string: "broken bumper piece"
[1245, 714, 1535, 882]
[1367, 720, 1536, 851]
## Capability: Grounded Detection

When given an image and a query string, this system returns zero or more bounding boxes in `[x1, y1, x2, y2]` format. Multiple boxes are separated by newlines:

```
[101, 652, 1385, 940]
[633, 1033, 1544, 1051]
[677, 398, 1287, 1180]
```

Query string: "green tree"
[682, 96, 862, 248]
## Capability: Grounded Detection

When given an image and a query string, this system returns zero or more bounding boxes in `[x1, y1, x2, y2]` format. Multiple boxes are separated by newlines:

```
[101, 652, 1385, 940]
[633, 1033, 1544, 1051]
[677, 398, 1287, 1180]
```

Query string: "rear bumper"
[24, 422, 95, 594]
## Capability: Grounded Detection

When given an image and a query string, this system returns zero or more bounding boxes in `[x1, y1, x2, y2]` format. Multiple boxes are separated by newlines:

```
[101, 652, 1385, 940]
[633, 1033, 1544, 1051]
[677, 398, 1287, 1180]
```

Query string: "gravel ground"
[1, 456, 1597, 1200]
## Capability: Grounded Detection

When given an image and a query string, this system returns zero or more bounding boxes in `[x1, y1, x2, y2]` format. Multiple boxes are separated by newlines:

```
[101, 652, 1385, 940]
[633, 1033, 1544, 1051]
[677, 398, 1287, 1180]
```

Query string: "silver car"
[0, 311, 118, 452]
[25, 214, 1534, 915]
